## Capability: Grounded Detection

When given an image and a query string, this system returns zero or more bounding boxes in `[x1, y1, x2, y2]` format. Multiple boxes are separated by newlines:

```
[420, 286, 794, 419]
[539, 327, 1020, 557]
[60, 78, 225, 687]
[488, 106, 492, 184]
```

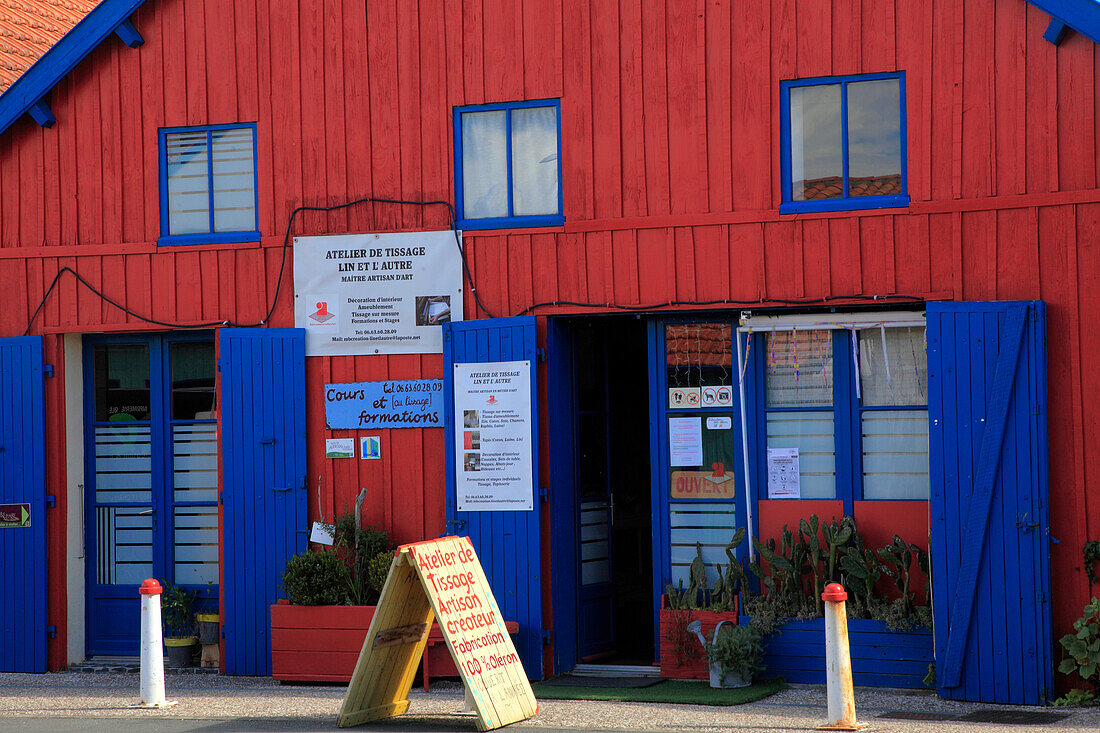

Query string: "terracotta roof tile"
[0, 0, 99, 93]
[794, 175, 902, 201]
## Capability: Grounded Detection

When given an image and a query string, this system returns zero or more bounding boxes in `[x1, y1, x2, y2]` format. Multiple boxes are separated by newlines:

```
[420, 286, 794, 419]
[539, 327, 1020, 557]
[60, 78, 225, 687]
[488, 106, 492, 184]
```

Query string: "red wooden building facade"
[0, 0, 1097, 702]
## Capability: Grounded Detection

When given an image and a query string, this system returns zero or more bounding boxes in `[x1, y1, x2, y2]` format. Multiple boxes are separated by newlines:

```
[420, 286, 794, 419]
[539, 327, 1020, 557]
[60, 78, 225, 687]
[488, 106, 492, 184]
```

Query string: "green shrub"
[332, 510, 394, 605]
[282, 550, 348, 605]
[281, 508, 396, 605]
[367, 551, 394, 597]
[1054, 597, 1100, 706]
[160, 580, 198, 638]
[703, 623, 763, 682]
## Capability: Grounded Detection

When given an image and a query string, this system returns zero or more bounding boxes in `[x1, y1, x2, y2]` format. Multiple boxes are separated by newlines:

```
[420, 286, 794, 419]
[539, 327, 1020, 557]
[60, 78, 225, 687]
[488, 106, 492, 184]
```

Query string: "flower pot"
[196, 613, 220, 645]
[164, 636, 197, 667]
[739, 615, 933, 688]
[659, 595, 741, 680]
[270, 604, 378, 682]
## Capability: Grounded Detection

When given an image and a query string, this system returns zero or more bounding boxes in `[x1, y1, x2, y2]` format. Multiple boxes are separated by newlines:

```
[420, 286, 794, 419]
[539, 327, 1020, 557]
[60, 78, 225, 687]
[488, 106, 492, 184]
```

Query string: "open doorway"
[570, 316, 653, 667]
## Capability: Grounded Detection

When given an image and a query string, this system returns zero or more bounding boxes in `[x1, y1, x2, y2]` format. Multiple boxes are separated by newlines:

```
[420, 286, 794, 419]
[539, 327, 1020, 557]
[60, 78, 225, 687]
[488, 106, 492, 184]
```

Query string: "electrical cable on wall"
[23, 195, 496, 336]
[514, 293, 926, 317]
[23, 192, 930, 336]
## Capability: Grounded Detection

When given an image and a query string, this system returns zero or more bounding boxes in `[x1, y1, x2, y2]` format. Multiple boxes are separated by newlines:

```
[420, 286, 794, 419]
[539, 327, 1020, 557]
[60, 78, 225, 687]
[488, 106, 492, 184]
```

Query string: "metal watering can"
[686, 619, 749, 688]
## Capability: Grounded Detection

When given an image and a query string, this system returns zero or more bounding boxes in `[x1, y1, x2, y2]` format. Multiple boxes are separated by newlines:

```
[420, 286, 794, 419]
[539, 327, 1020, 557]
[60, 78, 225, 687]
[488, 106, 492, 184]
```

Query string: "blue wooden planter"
[741, 616, 933, 688]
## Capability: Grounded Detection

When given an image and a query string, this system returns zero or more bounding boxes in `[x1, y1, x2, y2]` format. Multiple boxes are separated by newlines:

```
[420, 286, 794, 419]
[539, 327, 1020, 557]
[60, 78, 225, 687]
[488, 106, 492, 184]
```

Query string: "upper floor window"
[780, 73, 908, 214]
[158, 123, 259, 246]
[453, 99, 563, 230]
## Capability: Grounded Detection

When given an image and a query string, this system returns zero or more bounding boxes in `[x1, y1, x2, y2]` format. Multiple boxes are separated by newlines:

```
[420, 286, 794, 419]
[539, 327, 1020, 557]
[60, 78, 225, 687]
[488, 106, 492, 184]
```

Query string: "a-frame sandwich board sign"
[338, 536, 538, 730]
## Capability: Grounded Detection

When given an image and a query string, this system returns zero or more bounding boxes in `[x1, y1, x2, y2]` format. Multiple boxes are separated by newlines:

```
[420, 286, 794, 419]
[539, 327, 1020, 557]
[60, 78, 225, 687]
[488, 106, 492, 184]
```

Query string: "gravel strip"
[2, 673, 1099, 732]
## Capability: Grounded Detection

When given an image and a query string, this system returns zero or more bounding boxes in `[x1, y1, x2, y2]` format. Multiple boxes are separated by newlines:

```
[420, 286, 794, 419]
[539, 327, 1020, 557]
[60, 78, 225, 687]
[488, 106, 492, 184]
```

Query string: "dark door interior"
[574, 317, 653, 664]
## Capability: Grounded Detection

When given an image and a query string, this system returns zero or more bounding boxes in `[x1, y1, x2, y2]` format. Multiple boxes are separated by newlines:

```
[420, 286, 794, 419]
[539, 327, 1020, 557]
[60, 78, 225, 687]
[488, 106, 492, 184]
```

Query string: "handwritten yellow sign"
[338, 536, 537, 731]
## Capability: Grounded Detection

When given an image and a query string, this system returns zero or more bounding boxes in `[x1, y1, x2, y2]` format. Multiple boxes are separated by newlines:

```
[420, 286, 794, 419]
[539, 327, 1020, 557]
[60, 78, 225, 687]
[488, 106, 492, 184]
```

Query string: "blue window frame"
[746, 325, 929, 515]
[158, 123, 260, 246]
[453, 99, 564, 230]
[780, 72, 909, 214]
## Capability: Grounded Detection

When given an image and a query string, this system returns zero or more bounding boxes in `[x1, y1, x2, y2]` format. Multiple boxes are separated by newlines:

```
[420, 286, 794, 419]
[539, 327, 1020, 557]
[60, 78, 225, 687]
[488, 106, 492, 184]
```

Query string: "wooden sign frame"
[338, 536, 538, 730]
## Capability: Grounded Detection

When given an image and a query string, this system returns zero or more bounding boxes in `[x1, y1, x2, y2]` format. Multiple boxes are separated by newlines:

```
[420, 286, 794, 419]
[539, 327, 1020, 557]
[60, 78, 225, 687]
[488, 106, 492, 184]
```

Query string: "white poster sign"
[453, 361, 534, 511]
[309, 521, 335, 545]
[767, 447, 801, 499]
[326, 438, 355, 458]
[293, 231, 463, 356]
[669, 417, 703, 467]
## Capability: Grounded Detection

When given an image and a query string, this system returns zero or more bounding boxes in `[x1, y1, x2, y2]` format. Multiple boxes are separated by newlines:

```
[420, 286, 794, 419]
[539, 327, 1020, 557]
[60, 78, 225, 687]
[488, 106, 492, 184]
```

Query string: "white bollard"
[132, 578, 177, 709]
[818, 583, 867, 731]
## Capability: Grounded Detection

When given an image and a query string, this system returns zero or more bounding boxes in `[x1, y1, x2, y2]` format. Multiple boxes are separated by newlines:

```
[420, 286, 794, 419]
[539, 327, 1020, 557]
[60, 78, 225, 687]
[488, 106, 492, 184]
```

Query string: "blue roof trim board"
[1026, 1, 1100, 45]
[0, 0, 148, 137]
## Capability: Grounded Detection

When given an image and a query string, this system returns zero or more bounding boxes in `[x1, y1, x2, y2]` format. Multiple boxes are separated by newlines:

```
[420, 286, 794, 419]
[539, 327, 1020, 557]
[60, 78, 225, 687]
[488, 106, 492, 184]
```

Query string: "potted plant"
[741, 514, 934, 688]
[270, 509, 395, 682]
[196, 610, 220, 668]
[660, 528, 748, 680]
[691, 619, 762, 688]
[161, 580, 199, 667]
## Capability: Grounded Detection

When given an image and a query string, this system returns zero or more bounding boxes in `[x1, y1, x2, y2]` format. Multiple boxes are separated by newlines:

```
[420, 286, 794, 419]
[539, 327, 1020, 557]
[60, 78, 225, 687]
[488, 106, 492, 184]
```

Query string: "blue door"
[443, 317, 543, 679]
[220, 328, 306, 675]
[84, 333, 220, 656]
[927, 301, 1052, 704]
[0, 336, 46, 672]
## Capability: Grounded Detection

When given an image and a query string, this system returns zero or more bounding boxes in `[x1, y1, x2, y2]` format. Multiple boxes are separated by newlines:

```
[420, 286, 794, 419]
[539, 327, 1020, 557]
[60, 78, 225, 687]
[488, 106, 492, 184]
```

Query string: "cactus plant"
[743, 514, 931, 631]
[879, 534, 916, 613]
[821, 515, 855, 582]
[666, 532, 749, 612]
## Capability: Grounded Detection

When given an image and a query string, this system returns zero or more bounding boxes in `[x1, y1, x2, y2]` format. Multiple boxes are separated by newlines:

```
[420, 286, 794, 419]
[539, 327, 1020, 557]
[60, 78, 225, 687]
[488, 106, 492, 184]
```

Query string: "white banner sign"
[453, 361, 534, 511]
[293, 231, 463, 356]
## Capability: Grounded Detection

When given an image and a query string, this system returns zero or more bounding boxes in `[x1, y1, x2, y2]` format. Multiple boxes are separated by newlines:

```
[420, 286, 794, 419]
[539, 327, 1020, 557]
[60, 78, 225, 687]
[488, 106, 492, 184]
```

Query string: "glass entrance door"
[84, 333, 218, 656]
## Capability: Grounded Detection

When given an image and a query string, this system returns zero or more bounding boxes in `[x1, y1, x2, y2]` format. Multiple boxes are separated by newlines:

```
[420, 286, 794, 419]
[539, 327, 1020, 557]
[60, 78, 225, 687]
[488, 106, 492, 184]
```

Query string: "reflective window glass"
[170, 341, 216, 420]
[847, 79, 902, 197]
[93, 344, 151, 422]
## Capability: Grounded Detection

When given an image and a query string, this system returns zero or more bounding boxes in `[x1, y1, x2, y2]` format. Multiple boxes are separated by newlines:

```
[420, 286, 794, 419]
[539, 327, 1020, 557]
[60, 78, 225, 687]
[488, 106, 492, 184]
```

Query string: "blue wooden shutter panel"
[940, 305, 1026, 688]
[443, 317, 544, 680]
[219, 328, 307, 676]
[0, 336, 47, 673]
[928, 301, 1052, 705]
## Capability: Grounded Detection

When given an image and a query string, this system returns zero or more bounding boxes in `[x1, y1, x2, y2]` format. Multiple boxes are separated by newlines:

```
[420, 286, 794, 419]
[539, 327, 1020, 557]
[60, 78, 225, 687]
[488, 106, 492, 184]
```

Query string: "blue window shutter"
[927, 301, 1052, 704]
[0, 336, 46, 673]
[219, 328, 306, 676]
[443, 317, 543, 680]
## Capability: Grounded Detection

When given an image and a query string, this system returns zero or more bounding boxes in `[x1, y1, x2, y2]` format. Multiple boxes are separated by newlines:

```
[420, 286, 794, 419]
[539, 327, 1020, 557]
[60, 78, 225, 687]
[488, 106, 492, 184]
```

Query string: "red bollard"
[132, 578, 177, 709]
[818, 583, 868, 731]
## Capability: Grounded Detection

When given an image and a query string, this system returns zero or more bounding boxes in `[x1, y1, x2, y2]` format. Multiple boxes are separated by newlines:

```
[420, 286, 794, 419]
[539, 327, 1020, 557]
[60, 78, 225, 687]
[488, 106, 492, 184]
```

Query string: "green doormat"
[531, 677, 786, 705]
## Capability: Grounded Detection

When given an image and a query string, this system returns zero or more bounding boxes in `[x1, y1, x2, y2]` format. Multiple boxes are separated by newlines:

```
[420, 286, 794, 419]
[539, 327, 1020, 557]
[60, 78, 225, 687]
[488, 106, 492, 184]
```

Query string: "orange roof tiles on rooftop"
[0, 0, 99, 93]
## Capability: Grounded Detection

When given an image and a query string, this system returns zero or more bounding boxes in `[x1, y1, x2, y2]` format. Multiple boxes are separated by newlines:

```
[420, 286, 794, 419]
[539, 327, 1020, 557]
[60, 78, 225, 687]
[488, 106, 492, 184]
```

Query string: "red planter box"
[658, 596, 741, 680]
[270, 603, 517, 684]
[270, 603, 378, 682]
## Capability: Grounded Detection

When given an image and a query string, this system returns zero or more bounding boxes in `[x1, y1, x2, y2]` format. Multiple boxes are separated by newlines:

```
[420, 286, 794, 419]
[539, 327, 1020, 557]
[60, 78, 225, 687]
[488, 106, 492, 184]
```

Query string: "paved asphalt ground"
[2, 672, 1100, 732]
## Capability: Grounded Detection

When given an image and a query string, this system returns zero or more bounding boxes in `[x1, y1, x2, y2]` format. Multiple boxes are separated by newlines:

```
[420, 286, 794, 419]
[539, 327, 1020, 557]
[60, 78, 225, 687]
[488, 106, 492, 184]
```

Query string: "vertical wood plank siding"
[1, 0, 1098, 668]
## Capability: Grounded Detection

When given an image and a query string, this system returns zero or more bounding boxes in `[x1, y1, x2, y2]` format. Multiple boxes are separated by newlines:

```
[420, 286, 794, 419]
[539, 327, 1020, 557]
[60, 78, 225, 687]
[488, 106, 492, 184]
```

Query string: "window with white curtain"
[764, 330, 837, 499]
[858, 327, 929, 499]
[454, 100, 563, 229]
[751, 318, 928, 502]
